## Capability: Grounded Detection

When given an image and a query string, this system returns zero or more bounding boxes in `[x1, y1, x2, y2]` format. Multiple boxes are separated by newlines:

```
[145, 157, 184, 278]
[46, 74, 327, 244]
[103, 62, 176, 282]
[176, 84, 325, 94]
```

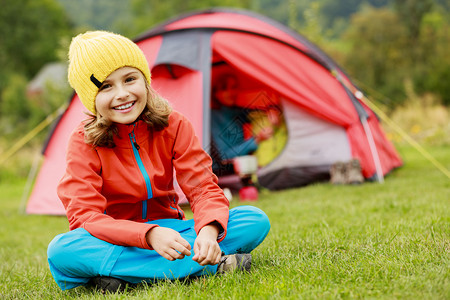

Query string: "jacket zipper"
[129, 125, 152, 220]
[170, 197, 184, 219]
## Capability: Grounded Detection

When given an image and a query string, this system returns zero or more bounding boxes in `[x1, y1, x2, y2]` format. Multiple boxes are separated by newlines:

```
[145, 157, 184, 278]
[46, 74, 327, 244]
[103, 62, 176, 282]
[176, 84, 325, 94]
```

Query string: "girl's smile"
[112, 101, 136, 112]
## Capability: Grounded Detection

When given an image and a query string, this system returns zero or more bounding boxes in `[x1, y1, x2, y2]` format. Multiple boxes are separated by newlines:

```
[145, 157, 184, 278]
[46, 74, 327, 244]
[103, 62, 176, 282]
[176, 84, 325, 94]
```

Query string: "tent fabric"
[212, 32, 359, 125]
[27, 97, 84, 214]
[26, 8, 402, 215]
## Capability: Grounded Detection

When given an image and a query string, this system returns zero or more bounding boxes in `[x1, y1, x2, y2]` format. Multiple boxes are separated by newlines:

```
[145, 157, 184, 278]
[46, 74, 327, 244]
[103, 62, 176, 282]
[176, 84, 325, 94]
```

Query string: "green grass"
[0, 145, 448, 299]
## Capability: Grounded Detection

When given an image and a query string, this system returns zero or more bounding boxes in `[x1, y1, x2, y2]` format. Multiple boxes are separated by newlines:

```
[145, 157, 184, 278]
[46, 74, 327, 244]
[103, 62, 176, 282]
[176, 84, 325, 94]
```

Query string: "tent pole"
[361, 117, 384, 183]
[20, 152, 42, 214]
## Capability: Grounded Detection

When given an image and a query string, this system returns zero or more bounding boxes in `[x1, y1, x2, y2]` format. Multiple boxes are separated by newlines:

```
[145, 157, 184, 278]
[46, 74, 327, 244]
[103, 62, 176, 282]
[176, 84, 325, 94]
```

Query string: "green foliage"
[341, 3, 450, 106]
[127, 0, 253, 37]
[320, 0, 390, 34]
[298, 1, 326, 45]
[0, 145, 448, 299]
[0, 0, 71, 151]
[0, 74, 32, 136]
[394, 0, 434, 40]
[0, 73, 70, 142]
[58, 0, 133, 35]
[414, 10, 450, 105]
[342, 7, 409, 103]
[0, 0, 70, 82]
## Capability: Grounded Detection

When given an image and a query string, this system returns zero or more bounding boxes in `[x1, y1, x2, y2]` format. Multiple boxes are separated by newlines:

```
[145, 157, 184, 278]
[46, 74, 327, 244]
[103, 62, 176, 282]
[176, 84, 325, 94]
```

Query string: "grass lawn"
[0, 145, 448, 299]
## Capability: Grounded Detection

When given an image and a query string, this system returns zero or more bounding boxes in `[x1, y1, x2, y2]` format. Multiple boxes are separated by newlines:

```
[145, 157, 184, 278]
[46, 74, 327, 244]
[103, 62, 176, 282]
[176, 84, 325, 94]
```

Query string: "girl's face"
[95, 67, 147, 124]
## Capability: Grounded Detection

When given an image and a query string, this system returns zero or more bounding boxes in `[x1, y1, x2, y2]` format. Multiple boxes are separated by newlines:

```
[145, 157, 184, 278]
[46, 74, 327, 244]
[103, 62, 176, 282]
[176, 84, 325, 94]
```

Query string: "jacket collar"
[114, 120, 150, 147]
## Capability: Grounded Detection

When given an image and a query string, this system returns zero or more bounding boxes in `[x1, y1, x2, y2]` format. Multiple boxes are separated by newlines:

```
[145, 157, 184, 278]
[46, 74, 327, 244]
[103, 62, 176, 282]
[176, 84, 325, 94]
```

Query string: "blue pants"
[47, 206, 270, 290]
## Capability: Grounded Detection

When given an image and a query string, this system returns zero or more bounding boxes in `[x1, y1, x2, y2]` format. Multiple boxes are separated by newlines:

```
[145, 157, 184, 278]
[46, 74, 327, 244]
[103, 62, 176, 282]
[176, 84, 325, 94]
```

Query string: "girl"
[47, 31, 270, 293]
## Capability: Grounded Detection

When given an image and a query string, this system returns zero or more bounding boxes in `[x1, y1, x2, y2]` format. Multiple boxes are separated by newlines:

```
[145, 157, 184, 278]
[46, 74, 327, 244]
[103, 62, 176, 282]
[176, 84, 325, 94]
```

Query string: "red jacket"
[57, 111, 229, 249]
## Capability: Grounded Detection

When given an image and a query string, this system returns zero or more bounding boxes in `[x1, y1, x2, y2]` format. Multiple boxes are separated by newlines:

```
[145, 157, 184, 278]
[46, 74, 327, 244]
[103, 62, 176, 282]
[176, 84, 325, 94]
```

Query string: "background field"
[0, 144, 448, 299]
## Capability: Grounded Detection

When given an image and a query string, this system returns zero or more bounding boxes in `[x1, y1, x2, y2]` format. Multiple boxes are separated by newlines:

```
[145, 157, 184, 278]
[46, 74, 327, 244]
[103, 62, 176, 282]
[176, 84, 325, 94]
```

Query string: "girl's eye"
[99, 83, 111, 91]
[125, 77, 136, 83]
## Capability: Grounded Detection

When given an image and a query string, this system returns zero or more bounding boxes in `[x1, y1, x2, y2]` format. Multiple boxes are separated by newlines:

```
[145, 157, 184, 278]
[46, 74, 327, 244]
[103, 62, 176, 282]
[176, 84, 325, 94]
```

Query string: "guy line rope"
[0, 103, 67, 166]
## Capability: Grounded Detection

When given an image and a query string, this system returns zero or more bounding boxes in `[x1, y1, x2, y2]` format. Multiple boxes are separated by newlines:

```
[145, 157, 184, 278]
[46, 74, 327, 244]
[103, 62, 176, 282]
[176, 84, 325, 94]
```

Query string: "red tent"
[26, 8, 402, 215]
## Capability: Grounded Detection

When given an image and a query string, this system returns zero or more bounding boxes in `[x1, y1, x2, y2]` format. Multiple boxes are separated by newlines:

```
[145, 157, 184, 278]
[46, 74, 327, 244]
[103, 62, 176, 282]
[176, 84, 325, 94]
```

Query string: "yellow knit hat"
[68, 31, 151, 114]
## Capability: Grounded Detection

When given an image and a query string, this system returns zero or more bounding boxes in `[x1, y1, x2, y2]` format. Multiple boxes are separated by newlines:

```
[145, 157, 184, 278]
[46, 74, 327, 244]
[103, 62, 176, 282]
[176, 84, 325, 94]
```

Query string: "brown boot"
[330, 161, 346, 185]
[345, 159, 364, 184]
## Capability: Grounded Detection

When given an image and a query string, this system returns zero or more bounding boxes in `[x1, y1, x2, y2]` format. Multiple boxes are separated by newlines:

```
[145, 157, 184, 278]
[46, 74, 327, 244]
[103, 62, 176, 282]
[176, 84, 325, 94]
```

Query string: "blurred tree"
[342, 7, 409, 104]
[0, 74, 31, 135]
[0, 0, 70, 86]
[127, 0, 253, 36]
[298, 1, 326, 45]
[392, 0, 435, 83]
[414, 9, 450, 105]
[435, 0, 450, 9]
[318, 0, 390, 36]
[0, 0, 70, 140]
[253, 0, 291, 25]
[58, 0, 133, 35]
[394, 0, 433, 41]
[342, 2, 450, 106]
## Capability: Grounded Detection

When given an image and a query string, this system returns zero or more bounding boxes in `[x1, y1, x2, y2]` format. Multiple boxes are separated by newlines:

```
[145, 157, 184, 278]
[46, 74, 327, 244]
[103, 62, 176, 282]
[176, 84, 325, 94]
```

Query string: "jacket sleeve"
[171, 113, 230, 242]
[57, 125, 156, 249]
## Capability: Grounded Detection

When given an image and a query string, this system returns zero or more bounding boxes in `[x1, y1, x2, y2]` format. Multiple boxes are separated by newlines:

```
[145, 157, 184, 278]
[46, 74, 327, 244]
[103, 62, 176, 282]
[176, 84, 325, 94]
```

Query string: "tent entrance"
[210, 61, 288, 171]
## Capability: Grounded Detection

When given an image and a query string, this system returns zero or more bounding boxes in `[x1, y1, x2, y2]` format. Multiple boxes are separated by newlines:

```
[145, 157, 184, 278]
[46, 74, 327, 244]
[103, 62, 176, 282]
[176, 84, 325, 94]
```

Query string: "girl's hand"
[146, 227, 191, 261]
[192, 224, 221, 266]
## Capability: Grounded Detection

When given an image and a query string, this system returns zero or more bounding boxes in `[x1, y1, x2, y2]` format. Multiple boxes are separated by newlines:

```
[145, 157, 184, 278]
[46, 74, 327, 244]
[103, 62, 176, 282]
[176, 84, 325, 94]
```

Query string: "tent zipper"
[129, 124, 152, 220]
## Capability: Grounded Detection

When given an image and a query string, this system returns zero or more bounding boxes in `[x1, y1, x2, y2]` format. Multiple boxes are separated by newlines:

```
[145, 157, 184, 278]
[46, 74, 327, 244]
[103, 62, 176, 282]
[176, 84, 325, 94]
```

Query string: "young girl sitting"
[47, 31, 270, 293]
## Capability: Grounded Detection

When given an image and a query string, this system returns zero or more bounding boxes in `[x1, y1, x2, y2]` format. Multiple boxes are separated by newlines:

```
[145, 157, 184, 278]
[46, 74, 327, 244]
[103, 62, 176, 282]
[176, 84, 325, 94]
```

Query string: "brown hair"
[83, 83, 172, 148]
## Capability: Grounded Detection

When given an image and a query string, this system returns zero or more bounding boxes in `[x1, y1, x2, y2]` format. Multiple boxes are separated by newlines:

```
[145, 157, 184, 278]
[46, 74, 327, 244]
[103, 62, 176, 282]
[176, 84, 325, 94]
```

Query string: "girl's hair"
[83, 83, 172, 148]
